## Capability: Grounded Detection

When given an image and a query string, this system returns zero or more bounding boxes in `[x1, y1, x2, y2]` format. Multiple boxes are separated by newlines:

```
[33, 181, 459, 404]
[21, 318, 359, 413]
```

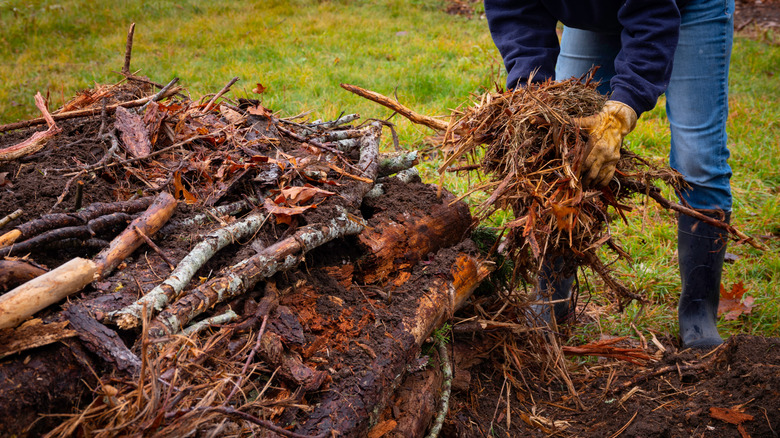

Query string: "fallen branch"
[426, 340, 453, 438]
[147, 207, 366, 337]
[0, 192, 176, 329]
[340, 84, 449, 131]
[110, 211, 269, 329]
[0, 93, 62, 161]
[0, 87, 180, 134]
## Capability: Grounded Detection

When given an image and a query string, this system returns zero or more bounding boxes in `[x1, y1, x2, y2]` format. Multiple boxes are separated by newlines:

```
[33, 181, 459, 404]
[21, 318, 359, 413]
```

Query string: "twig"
[133, 224, 176, 270]
[224, 314, 269, 404]
[608, 411, 638, 438]
[139, 77, 179, 113]
[0, 87, 180, 133]
[196, 406, 329, 438]
[122, 23, 136, 75]
[425, 340, 452, 438]
[203, 77, 239, 113]
[0, 209, 23, 228]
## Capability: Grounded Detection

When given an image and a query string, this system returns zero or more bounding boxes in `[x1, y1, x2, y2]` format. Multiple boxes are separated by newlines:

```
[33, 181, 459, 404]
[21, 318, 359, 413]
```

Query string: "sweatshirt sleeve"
[610, 1, 681, 115]
[484, 0, 560, 89]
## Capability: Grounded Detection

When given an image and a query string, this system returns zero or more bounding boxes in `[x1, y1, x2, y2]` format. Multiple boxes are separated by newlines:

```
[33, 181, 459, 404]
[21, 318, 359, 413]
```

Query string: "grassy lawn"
[2, 0, 778, 340]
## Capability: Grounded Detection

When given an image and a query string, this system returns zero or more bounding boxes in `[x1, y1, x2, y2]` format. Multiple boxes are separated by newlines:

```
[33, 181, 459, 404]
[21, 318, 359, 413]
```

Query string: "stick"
[0, 192, 176, 329]
[0, 209, 22, 228]
[425, 340, 452, 438]
[340, 83, 449, 131]
[203, 77, 239, 113]
[133, 225, 176, 270]
[0, 93, 62, 161]
[122, 23, 136, 75]
[0, 87, 180, 133]
[110, 211, 268, 329]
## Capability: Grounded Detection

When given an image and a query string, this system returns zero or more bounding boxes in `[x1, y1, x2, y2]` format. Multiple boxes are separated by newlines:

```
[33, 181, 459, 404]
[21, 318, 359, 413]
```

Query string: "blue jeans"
[555, 0, 734, 211]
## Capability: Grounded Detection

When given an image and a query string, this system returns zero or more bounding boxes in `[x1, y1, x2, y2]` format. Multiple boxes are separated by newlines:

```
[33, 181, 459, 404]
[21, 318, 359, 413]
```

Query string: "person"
[484, 0, 734, 350]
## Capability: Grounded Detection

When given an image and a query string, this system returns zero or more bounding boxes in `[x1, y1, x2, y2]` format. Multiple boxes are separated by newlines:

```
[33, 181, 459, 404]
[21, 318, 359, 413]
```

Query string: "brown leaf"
[280, 185, 336, 205]
[247, 103, 272, 118]
[252, 83, 267, 94]
[263, 198, 315, 224]
[718, 281, 756, 320]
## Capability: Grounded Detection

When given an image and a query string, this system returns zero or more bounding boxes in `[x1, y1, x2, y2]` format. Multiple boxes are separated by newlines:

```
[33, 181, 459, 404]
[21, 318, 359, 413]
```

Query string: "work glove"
[574, 100, 637, 187]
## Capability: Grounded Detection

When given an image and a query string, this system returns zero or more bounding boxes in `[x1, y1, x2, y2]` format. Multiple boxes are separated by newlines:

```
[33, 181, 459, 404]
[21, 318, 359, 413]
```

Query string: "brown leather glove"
[574, 100, 637, 187]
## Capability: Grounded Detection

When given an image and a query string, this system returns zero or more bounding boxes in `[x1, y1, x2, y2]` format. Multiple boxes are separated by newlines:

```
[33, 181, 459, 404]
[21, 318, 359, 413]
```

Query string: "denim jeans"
[555, 0, 734, 211]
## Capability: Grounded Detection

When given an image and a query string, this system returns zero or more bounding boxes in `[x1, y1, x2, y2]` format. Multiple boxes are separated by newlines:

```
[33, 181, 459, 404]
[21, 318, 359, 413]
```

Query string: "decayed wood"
[377, 150, 419, 177]
[115, 106, 152, 158]
[340, 84, 449, 131]
[65, 305, 141, 375]
[0, 259, 47, 291]
[0, 192, 176, 329]
[0, 319, 77, 359]
[297, 252, 492, 437]
[0, 87, 180, 134]
[147, 208, 367, 337]
[357, 191, 472, 284]
[0, 93, 62, 161]
[110, 211, 269, 329]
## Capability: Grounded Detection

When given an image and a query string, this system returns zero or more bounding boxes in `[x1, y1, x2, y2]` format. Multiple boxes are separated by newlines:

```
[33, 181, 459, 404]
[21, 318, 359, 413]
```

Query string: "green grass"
[2, 1, 778, 340]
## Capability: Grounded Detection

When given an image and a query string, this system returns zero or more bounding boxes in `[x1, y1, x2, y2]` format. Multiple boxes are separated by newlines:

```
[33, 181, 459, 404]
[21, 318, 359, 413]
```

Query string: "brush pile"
[440, 77, 685, 305]
[0, 62, 492, 437]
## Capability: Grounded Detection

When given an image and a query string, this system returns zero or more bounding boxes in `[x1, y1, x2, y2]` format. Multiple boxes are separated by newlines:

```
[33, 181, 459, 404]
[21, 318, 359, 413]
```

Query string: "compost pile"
[0, 64, 494, 438]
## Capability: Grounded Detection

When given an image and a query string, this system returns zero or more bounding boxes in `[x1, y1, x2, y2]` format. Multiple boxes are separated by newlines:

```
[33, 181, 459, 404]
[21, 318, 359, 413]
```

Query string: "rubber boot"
[677, 212, 730, 350]
[530, 254, 577, 325]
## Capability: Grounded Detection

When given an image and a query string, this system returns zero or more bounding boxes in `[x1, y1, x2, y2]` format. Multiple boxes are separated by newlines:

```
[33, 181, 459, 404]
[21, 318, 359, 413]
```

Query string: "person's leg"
[528, 27, 622, 324]
[666, 0, 735, 349]
[555, 26, 621, 94]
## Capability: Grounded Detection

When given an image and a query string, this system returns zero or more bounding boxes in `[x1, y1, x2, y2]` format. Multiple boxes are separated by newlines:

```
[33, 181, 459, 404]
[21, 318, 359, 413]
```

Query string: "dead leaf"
[263, 197, 316, 225]
[173, 171, 198, 204]
[0, 172, 10, 187]
[718, 282, 756, 320]
[247, 103, 272, 118]
[280, 185, 336, 205]
[252, 83, 267, 94]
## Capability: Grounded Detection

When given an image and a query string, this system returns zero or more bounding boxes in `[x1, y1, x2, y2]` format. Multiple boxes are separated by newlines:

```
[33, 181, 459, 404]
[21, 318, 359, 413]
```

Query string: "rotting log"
[0, 192, 176, 329]
[357, 190, 472, 285]
[297, 252, 493, 437]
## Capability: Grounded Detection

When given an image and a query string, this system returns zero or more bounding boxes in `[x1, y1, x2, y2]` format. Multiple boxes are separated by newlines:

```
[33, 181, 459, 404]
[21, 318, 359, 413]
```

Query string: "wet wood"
[65, 304, 141, 375]
[0, 259, 47, 291]
[357, 191, 472, 284]
[297, 252, 492, 437]
[0, 319, 77, 360]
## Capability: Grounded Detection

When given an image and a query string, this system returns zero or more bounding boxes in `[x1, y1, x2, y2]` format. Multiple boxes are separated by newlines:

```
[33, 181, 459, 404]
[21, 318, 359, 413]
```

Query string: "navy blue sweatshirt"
[484, 0, 686, 116]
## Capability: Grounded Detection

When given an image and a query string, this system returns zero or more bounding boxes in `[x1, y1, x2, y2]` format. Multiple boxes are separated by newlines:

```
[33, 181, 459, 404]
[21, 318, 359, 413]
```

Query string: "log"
[0, 192, 176, 329]
[0, 259, 47, 291]
[65, 304, 141, 375]
[297, 252, 492, 437]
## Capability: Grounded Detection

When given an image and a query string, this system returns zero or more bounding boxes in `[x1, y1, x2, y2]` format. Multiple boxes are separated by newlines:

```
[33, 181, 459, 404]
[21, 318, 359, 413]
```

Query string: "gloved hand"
[574, 100, 637, 187]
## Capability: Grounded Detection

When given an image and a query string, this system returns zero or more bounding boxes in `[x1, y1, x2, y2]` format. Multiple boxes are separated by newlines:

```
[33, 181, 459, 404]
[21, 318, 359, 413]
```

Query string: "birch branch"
[110, 211, 268, 329]
[147, 208, 366, 337]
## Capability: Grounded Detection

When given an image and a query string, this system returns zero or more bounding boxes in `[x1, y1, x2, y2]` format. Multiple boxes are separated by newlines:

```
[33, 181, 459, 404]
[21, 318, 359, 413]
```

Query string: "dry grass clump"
[441, 76, 684, 306]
